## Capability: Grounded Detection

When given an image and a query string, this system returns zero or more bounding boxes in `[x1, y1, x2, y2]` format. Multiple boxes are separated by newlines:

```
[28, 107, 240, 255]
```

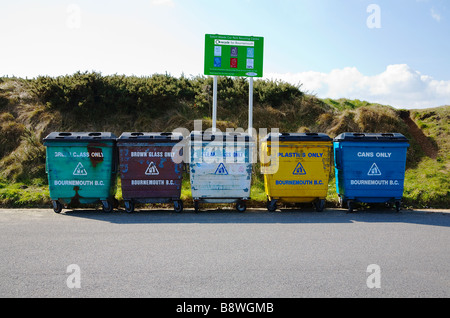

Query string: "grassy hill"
[0, 72, 448, 209]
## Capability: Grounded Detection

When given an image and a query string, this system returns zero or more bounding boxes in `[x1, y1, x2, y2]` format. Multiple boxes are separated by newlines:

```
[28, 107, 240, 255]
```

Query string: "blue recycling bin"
[333, 133, 409, 212]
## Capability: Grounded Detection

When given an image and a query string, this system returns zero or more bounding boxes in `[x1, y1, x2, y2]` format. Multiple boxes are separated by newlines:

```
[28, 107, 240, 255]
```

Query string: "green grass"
[0, 180, 50, 207]
[403, 157, 449, 208]
[412, 106, 449, 162]
[180, 171, 192, 202]
[326, 176, 339, 207]
[404, 106, 449, 208]
[322, 98, 375, 111]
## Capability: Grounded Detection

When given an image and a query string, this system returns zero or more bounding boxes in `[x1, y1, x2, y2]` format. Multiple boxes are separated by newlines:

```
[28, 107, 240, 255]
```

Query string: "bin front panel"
[262, 141, 332, 201]
[45, 142, 116, 203]
[189, 140, 252, 199]
[118, 143, 183, 200]
[334, 141, 409, 201]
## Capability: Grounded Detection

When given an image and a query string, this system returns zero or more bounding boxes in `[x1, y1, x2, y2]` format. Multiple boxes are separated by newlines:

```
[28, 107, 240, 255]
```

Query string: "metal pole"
[248, 77, 253, 137]
[212, 76, 218, 133]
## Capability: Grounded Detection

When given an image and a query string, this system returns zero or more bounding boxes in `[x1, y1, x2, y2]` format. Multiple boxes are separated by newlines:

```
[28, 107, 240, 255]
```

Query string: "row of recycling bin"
[43, 131, 409, 213]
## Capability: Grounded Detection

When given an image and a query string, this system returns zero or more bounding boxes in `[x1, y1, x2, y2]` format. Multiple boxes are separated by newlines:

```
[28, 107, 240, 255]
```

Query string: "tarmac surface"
[0, 208, 449, 298]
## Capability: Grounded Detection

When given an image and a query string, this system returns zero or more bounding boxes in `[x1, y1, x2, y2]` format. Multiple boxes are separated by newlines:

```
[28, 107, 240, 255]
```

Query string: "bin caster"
[113, 197, 119, 209]
[338, 196, 347, 209]
[395, 201, 401, 212]
[347, 200, 354, 213]
[236, 200, 246, 212]
[194, 200, 200, 213]
[52, 200, 62, 214]
[174, 200, 183, 213]
[267, 199, 277, 212]
[314, 199, 325, 212]
[124, 200, 135, 213]
[102, 200, 113, 213]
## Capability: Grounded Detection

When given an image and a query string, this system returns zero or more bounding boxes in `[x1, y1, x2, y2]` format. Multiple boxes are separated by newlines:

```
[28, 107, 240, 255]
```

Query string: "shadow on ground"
[58, 206, 450, 228]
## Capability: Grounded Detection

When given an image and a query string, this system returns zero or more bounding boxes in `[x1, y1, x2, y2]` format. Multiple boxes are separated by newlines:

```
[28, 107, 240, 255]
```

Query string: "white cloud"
[431, 8, 441, 22]
[151, 0, 175, 7]
[265, 64, 450, 109]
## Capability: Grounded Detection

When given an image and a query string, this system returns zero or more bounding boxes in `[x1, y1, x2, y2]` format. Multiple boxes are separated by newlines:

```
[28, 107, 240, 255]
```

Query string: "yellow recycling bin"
[261, 133, 333, 212]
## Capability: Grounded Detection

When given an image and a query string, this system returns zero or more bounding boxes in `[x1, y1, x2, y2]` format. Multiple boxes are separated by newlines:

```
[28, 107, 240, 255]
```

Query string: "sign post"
[248, 77, 253, 136]
[212, 76, 218, 133]
[204, 34, 264, 136]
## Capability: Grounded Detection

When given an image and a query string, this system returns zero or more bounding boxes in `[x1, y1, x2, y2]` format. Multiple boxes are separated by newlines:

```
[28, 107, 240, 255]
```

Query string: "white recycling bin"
[189, 131, 254, 212]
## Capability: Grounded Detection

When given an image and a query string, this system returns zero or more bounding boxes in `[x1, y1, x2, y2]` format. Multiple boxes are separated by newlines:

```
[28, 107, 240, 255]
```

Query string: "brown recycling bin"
[117, 132, 184, 213]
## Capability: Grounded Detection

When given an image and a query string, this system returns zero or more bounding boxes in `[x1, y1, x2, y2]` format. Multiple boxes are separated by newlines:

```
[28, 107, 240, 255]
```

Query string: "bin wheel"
[113, 197, 119, 209]
[267, 199, 277, 212]
[395, 201, 401, 212]
[338, 196, 347, 209]
[174, 200, 183, 213]
[194, 201, 200, 213]
[102, 200, 113, 213]
[347, 200, 354, 213]
[236, 201, 246, 213]
[314, 199, 325, 212]
[52, 200, 62, 214]
[124, 200, 135, 213]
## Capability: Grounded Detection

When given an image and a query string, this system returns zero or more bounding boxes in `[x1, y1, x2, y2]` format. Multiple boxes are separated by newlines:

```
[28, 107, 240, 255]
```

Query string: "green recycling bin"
[43, 132, 118, 213]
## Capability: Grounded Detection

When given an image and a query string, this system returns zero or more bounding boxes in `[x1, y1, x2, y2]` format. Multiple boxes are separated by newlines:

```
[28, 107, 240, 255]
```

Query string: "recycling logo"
[293, 162, 306, 175]
[367, 163, 382, 176]
[73, 162, 87, 176]
[214, 163, 228, 175]
[145, 162, 159, 176]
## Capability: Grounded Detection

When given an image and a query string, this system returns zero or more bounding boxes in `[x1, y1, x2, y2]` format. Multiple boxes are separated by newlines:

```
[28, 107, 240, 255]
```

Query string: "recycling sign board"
[204, 34, 264, 77]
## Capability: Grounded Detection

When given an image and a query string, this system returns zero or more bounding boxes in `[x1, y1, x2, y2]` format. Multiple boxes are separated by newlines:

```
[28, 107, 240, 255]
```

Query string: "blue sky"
[1, 0, 449, 108]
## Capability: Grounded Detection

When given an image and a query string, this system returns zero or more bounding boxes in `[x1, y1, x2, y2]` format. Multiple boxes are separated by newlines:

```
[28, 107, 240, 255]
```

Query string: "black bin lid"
[43, 132, 117, 143]
[117, 132, 183, 143]
[189, 131, 253, 142]
[334, 132, 409, 142]
[263, 132, 332, 142]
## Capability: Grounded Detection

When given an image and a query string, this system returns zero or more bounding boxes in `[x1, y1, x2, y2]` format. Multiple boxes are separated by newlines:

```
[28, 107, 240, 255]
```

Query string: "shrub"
[254, 79, 303, 107]
[0, 113, 25, 159]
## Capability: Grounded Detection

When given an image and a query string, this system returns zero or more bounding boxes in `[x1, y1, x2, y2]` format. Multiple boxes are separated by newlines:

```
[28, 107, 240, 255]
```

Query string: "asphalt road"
[0, 208, 449, 298]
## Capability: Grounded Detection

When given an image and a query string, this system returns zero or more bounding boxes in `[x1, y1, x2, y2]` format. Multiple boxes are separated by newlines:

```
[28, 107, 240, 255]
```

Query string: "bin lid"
[334, 132, 409, 142]
[117, 132, 183, 143]
[263, 132, 332, 142]
[190, 131, 253, 142]
[43, 132, 117, 143]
